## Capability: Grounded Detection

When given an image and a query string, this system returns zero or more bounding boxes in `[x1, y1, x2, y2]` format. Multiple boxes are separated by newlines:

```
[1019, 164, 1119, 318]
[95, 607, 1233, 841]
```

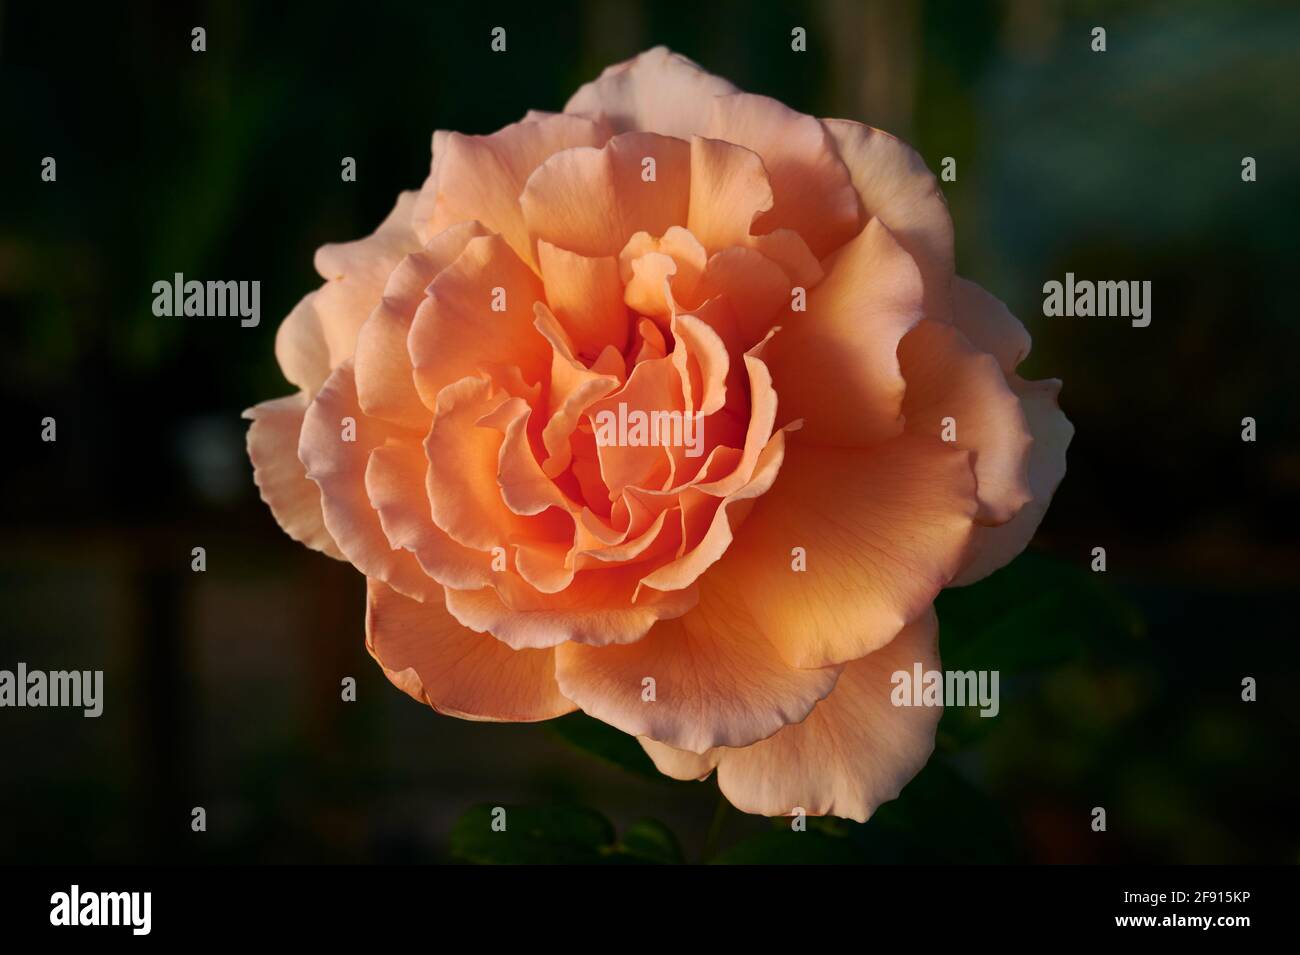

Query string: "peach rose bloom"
[246, 48, 1071, 821]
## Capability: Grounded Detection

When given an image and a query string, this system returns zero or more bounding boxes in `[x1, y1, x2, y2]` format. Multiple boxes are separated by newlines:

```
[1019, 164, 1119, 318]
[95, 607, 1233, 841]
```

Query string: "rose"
[245, 47, 1072, 821]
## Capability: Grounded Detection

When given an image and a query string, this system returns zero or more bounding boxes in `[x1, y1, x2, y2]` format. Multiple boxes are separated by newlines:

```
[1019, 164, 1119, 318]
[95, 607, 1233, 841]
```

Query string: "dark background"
[2, 0, 1298, 863]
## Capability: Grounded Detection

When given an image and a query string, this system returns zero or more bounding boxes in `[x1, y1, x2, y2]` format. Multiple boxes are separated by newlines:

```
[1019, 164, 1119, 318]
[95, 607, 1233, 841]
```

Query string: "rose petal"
[444, 566, 698, 650]
[709, 434, 976, 669]
[243, 393, 343, 559]
[639, 737, 720, 781]
[554, 564, 841, 753]
[366, 579, 575, 722]
[950, 277, 1032, 375]
[706, 94, 863, 258]
[428, 114, 610, 268]
[713, 608, 942, 822]
[586, 356, 682, 500]
[274, 292, 331, 394]
[822, 119, 954, 320]
[952, 376, 1073, 585]
[354, 220, 488, 430]
[537, 240, 630, 358]
[408, 234, 551, 410]
[521, 132, 691, 259]
[365, 437, 496, 591]
[298, 362, 439, 601]
[564, 46, 739, 140]
[423, 376, 537, 553]
[763, 217, 925, 446]
[899, 319, 1034, 524]
[533, 304, 621, 479]
[687, 136, 773, 252]
[310, 190, 423, 372]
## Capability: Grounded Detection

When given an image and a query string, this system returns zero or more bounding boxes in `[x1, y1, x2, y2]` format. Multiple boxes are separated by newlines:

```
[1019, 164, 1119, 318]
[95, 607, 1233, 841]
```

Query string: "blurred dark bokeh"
[1, 0, 1298, 863]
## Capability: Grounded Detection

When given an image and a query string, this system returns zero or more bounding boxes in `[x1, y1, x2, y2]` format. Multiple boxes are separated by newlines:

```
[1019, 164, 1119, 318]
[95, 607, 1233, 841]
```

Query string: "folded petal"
[949, 277, 1031, 375]
[429, 114, 610, 268]
[444, 566, 697, 650]
[822, 119, 954, 321]
[763, 218, 925, 446]
[639, 737, 720, 781]
[366, 579, 575, 722]
[311, 190, 423, 371]
[693, 246, 791, 349]
[713, 608, 942, 822]
[533, 304, 621, 478]
[354, 220, 488, 430]
[243, 393, 343, 559]
[366, 437, 496, 591]
[298, 362, 439, 601]
[424, 376, 537, 552]
[706, 94, 863, 259]
[952, 376, 1073, 585]
[554, 549, 840, 754]
[587, 356, 682, 500]
[635, 426, 788, 595]
[409, 234, 551, 409]
[274, 292, 331, 395]
[521, 132, 690, 259]
[687, 137, 773, 253]
[899, 319, 1034, 524]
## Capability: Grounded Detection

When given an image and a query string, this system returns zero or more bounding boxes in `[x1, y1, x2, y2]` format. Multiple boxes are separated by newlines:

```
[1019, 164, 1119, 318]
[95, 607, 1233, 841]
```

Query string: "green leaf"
[450, 804, 616, 864]
[612, 818, 685, 864]
[544, 712, 663, 780]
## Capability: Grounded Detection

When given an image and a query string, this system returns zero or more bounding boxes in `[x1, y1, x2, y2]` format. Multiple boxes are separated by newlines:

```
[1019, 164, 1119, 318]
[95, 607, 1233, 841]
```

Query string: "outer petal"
[949, 277, 1031, 375]
[713, 608, 942, 823]
[706, 94, 863, 259]
[311, 190, 424, 370]
[428, 114, 610, 268]
[354, 219, 489, 429]
[366, 579, 575, 722]
[951, 376, 1073, 585]
[710, 434, 976, 669]
[564, 46, 739, 140]
[822, 119, 955, 321]
[764, 218, 926, 446]
[554, 549, 840, 754]
[274, 292, 331, 395]
[639, 737, 719, 781]
[899, 319, 1034, 524]
[243, 393, 343, 559]
[298, 362, 438, 601]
